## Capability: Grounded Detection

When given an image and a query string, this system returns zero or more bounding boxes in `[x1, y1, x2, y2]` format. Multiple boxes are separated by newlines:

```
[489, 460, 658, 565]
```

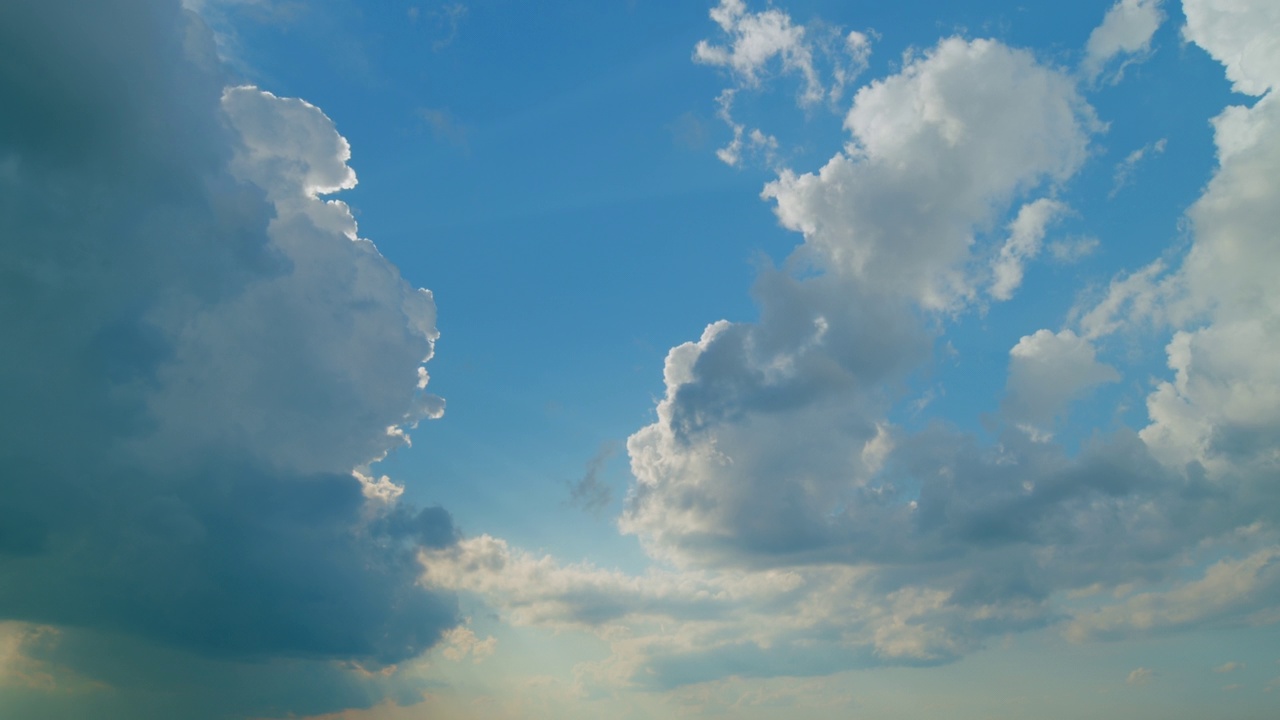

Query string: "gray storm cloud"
[0, 0, 458, 716]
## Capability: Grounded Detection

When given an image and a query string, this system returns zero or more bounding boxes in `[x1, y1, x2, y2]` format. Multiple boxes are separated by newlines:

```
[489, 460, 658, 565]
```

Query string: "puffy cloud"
[0, 0, 457, 716]
[1082, 0, 1166, 85]
[624, 36, 1096, 573]
[439, 624, 497, 663]
[770, 38, 1092, 311]
[1004, 329, 1120, 432]
[1135, 1, 1280, 477]
[447, 0, 1280, 693]
[1182, 0, 1280, 96]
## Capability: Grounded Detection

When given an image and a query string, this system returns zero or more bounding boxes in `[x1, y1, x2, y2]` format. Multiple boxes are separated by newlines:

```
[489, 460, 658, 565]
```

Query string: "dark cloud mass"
[0, 0, 457, 715]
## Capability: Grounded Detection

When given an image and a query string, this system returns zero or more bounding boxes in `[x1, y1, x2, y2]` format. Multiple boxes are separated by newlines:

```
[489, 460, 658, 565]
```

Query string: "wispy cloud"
[566, 442, 619, 515]
[1110, 137, 1167, 197]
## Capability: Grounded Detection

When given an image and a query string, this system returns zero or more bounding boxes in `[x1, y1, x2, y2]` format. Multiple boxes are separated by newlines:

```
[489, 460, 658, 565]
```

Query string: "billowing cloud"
[0, 0, 458, 716]
[424, 0, 1280, 695]
[1128, 0, 1280, 477]
[624, 36, 1096, 572]
[1082, 0, 1166, 85]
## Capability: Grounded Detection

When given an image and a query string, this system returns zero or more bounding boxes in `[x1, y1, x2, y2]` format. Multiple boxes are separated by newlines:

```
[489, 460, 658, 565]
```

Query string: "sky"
[1, 0, 1279, 718]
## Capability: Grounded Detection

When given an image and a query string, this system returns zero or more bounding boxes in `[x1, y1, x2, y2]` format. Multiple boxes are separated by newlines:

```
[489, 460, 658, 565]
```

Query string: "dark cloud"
[0, 0, 459, 715]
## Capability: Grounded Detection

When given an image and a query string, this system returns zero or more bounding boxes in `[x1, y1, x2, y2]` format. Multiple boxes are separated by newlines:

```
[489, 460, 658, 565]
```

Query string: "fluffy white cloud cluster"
[1136, 0, 1280, 478]
[626, 36, 1095, 568]
[424, 0, 1280, 692]
[0, 0, 457, 716]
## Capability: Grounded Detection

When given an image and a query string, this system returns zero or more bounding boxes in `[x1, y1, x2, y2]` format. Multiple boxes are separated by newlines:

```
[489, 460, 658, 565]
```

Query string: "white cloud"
[1082, 0, 1166, 85]
[1110, 137, 1167, 197]
[1215, 661, 1245, 673]
[1004, 329, 1120, 431]
[695, 0, 822, 103]
[990, 198, 1069, 301]
[1126, 666, 1155, 686]
[440, 624, 497, 663]
[1068, 547, 1280, 641]
[695, 0, 872, 166]
[1134, 2, 1280, 477]
[769, 38, 1092, 311]
[1182, 0, 1280, 96]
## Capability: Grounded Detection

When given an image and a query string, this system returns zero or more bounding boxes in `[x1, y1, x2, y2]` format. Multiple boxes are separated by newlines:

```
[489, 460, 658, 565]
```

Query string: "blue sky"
[2, 0, 1280, 718]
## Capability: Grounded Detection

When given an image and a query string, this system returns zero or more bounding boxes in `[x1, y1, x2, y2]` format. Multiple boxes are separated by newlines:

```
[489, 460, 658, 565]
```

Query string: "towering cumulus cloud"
[626, 36, 1094, 568]
[0, 0, 456, 717]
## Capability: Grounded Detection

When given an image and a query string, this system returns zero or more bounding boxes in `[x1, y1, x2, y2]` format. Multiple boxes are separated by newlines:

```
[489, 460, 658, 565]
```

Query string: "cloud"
[419, 106, 469, 149]
[1135, 0, 1280, 478]
[990, 198, 1069, 301]
[769, 37, 1092, 311]
[694, 0, 873, 166]
[0, 0, 459, 715]
[439, 624, 497, 663]
[1004, 329, 1120, 431]
[566, 442, 619, 515]
[438, 0, 1280, 693]
[1048, 235, 1100, 263]
[1215, 661, 1244, 673]
[427, 3, 468, 52]
[1126, 666, 1154, 686]
[1068, 547, 1280, 641]
[695, 0, 823, 102]
[1110, 138, 1167, 198]
[1082, 0, 1166, 85]
[1182, 0, 1280, 96]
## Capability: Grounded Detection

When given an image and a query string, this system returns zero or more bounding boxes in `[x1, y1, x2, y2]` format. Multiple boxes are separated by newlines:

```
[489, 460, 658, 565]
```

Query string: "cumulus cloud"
[1004, 329, 1120, 432]
[0, 0, 458, 716]
[1129, 0, 1280, 478]
[1181, 0, 1280, 96]
[434, 0, 1280, 694]
[1082, 0, 1166, 85]
[769, 38, 1092, 311]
